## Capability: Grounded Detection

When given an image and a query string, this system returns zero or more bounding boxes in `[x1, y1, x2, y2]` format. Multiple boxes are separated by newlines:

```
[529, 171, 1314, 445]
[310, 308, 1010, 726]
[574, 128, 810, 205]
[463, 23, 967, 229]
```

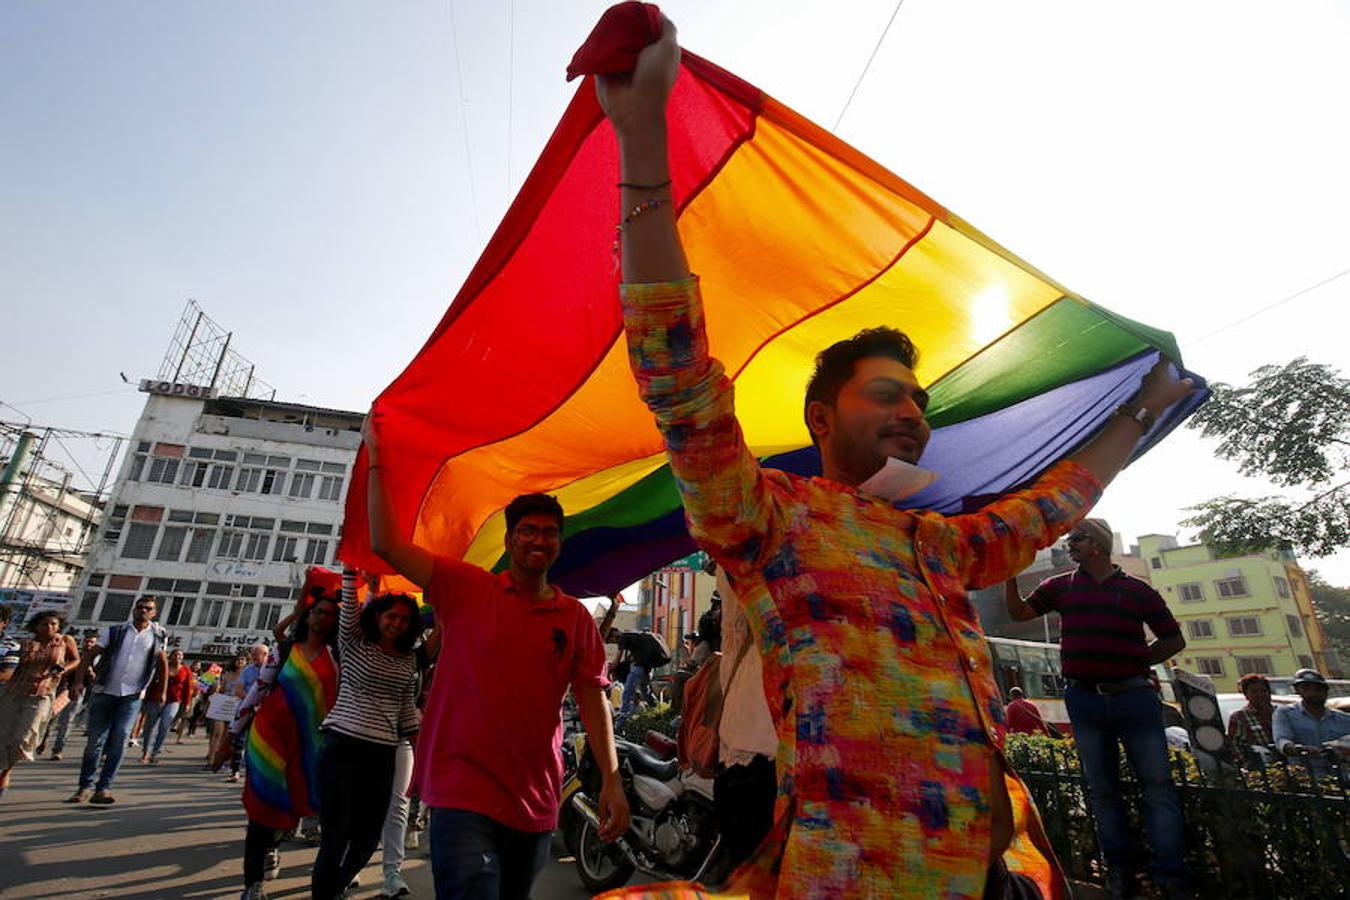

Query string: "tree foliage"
[1184, 357, 1350, 557]
[1306, 569, 1350, 663]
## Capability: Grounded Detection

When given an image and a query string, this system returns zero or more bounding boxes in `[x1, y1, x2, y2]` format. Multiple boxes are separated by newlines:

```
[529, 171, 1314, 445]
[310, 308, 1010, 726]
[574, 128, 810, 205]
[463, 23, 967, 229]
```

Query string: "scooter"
[559, 731, 723, 892]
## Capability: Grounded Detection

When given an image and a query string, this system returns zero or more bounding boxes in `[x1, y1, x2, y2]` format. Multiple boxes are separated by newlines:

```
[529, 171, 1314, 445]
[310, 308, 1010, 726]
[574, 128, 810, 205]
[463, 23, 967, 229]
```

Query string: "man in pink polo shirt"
[364, 422, 629, 899]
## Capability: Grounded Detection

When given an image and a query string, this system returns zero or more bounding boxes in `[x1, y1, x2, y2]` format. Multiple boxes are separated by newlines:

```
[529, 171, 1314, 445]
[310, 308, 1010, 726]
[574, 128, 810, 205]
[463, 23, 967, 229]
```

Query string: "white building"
[0, 464, 102, 592]
[71, 381, 363, 659]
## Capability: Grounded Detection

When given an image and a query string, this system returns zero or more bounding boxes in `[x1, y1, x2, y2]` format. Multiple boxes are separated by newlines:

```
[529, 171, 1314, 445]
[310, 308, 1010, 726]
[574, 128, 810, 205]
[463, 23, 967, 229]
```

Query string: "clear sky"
[3, 1, 1347, 583]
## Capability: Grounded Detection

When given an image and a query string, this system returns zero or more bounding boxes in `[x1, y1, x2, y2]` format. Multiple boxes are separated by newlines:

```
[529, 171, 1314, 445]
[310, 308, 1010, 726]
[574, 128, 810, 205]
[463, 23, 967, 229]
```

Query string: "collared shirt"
[1026, 566, 1180, 682]
[1272, 701, 1350, 752]
[412, 558, 609, 832]
[240, 662, 263, 693]
[1227, 704, 1274, 758]
[94, 623, 157, 698]
[620, 277, 1101, 899]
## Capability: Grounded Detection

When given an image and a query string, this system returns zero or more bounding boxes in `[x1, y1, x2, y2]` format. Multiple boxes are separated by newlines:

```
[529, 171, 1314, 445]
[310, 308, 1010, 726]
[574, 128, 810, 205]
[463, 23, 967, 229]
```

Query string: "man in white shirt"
[713, 571, 778, 876]
[66, 595, 167, 805]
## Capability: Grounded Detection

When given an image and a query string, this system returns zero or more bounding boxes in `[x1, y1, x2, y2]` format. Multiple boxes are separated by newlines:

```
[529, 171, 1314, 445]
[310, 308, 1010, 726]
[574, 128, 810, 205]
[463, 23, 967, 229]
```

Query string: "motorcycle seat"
[625, 743, 681, 781]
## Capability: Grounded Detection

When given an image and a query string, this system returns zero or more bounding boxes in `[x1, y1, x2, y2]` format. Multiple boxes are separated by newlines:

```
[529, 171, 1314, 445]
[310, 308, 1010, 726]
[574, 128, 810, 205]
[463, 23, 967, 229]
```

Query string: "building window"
[198, 599, 225, 627]
[121, 523, 159, 559]
[103, 505, 129, 545]
[1285, 614, 1304, 638]
[1186, 619, 1215, 639]
[185, 527, 214, 563]
[317, 474, 345, 502]
[1216, 576, 1249, 598]
[226, 602, 255, 629]
[257, 603, 283, 631]
[145, 456, 181, 485]
[216, 531, 245, 560]
[163, 596, 196, 627]
[78, 591, 99, 620]
[288, 473, 315, 499]
[1236, 656, 1273, 676]
[1227, 616, 1262, 637]
[272, 535, 299, 563]
[156, 527, 187, 562]
[99, 593, 135, 623]
[1178, 583, 1204, 603]
[242, 532, 270, 562]
[1274, 576, 1291, 599]
[1195, 658, 1224, 676]
[1150, 557, 1162, 570]
[303, 539, 330, 565]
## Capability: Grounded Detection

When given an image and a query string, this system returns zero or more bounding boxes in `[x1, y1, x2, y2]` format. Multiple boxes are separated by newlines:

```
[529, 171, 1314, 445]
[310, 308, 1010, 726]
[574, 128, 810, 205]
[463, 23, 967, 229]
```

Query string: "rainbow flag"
[338, 51, 1206, 595]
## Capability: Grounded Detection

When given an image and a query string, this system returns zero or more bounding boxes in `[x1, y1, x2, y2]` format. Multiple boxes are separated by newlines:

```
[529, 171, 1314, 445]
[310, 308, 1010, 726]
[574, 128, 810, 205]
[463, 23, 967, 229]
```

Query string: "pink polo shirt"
[411, 556, 609, 832]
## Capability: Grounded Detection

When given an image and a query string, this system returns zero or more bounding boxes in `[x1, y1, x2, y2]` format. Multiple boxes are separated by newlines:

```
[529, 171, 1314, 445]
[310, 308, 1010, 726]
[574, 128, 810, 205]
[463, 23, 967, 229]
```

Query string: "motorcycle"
[560, 730, 723, 892]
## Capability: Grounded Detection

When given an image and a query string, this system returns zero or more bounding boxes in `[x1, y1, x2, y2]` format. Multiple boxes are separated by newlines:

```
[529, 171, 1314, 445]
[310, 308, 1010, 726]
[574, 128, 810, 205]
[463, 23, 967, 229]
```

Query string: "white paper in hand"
[856, 457, 939, 502]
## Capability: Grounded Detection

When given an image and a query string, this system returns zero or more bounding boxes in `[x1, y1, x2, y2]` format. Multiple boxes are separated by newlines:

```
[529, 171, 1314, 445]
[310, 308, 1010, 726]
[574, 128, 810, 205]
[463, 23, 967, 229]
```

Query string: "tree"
[1305, 570, 1350, 666]
[1183, 357, 1350, 557]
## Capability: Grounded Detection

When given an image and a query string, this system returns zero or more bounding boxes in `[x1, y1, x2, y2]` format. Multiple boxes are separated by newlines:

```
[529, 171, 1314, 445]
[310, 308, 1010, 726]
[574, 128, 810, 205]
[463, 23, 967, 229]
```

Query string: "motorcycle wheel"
[574, 813, 636, 892]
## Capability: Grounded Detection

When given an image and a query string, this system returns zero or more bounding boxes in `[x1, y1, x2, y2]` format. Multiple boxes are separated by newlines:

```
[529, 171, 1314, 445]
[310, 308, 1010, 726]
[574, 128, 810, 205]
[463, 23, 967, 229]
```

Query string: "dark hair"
[359, 594, 423, 653]
[227, 652, 248, 672]
[504, 493, 565, 534]
[803, 327, 920, 445]
[293, 594, 340, 647]
[27, 610, 65, 633]
[0, 604, 12, 624]
[135, 594, 159, 610]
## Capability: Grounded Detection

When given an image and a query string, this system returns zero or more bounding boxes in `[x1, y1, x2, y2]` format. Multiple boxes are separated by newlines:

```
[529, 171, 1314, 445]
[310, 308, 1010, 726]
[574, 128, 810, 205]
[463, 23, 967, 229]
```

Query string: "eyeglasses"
[514, 524, 561, 541]
[1066, 534, 1089, 543]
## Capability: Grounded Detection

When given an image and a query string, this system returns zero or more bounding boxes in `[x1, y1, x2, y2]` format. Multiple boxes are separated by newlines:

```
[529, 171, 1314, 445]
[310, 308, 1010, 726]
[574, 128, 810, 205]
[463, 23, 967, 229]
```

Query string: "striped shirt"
[1026, 566, 1180, 682]
[320, 570, 420, 746]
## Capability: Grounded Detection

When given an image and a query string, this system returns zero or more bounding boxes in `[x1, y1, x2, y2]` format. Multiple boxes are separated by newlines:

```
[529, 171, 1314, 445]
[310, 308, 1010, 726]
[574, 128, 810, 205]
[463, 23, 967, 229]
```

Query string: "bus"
[987, 636, 1067, 729]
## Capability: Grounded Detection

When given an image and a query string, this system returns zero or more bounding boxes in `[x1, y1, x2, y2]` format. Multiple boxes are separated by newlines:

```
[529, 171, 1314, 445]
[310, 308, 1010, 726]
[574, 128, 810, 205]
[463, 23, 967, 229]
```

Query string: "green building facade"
[1137, 535, 1324, 692]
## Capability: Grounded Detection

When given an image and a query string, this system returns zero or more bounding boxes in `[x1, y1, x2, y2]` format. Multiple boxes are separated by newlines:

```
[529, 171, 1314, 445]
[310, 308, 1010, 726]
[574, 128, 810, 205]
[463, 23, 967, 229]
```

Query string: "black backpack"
[632, 630, 671, 668]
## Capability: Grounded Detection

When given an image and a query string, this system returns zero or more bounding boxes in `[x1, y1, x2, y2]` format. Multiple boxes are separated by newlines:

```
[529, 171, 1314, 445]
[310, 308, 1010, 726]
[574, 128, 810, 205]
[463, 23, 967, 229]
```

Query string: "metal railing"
[1006, 735, 1348, 898]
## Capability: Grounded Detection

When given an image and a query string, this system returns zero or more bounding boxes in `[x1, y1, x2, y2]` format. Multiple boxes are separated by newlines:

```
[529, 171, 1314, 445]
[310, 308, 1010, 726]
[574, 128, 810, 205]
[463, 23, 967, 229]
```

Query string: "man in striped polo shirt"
[1005, 518, 1188, 900]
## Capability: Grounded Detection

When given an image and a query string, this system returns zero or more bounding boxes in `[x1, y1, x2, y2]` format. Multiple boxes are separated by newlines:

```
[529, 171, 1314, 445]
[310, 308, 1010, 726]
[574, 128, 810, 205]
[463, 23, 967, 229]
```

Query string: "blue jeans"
[428, 808, 550, 900]
[78, 692, 142, 792]
[1066, 683, 1186, 884]
[140, 700, 180, 758]
[618, 664, 649, 722]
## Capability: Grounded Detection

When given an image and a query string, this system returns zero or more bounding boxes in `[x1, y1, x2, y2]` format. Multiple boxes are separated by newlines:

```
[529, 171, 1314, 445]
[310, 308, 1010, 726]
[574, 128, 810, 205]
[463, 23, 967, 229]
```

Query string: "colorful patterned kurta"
[613, 278, 1102, 899]
[241, 643, 339, 830]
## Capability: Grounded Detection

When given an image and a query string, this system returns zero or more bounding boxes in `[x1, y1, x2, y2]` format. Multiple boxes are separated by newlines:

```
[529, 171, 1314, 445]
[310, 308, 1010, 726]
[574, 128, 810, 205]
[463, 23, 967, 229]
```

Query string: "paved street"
[0, 733, 624, 900]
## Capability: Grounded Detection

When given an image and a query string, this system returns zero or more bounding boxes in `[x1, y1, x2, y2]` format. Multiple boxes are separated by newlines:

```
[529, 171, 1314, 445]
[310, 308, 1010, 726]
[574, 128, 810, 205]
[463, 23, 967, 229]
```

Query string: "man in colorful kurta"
[597, 15, 1195, 899]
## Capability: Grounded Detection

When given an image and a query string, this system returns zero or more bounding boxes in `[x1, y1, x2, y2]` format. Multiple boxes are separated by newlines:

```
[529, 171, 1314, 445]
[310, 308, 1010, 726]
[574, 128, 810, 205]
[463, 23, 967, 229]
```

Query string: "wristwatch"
[1114, 403, 1156, 431]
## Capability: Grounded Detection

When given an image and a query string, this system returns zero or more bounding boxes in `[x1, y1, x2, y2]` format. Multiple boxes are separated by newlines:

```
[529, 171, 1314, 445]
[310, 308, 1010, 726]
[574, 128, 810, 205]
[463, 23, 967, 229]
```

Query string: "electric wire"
[1188, 265, 1350, 346]
[833, 0, 907, 132]
[448, 0, 483, 242]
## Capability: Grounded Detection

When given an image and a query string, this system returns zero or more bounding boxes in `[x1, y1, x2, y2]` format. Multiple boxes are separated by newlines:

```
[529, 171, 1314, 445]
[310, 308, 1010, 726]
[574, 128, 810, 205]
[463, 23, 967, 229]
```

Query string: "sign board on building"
[139, 379, 218, 400]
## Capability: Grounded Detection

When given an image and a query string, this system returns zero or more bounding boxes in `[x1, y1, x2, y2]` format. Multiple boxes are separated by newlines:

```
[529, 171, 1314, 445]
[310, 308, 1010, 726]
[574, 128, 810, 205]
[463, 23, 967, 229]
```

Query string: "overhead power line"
[833, 0, 907, 133]
[448, 0, 483, 242]
[1189, 265, 1350, 346]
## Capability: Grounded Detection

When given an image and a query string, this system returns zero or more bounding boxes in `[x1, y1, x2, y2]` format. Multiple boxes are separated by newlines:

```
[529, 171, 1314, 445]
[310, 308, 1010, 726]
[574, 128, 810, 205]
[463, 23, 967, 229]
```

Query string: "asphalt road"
[0, 732, 621, 900]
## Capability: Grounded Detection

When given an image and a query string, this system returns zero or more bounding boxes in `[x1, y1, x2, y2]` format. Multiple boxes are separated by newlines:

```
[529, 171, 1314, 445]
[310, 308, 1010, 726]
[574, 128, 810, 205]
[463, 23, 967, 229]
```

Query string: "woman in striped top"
[311, 569, 422, 900]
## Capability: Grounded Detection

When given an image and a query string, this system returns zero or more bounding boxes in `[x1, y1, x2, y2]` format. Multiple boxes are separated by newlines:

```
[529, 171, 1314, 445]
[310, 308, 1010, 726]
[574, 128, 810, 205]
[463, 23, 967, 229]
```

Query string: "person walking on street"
[206, 652, 249, 779]
[365, 423, 630, 900]
[309, 569, 422, 900]
[0, 604, 21, 685]
[0, 611, 81, 798]
[39, 633, 98, 760]
[66, 596, 167, 805]
[140, 648, 193, 764]
[1005, 518, 1189, 899]
[236, 577, 340, 900]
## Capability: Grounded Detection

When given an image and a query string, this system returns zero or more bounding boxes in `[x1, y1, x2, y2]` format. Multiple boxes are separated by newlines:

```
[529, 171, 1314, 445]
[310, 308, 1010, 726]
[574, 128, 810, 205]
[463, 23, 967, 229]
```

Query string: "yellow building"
[1137, 535, 1323, 692]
